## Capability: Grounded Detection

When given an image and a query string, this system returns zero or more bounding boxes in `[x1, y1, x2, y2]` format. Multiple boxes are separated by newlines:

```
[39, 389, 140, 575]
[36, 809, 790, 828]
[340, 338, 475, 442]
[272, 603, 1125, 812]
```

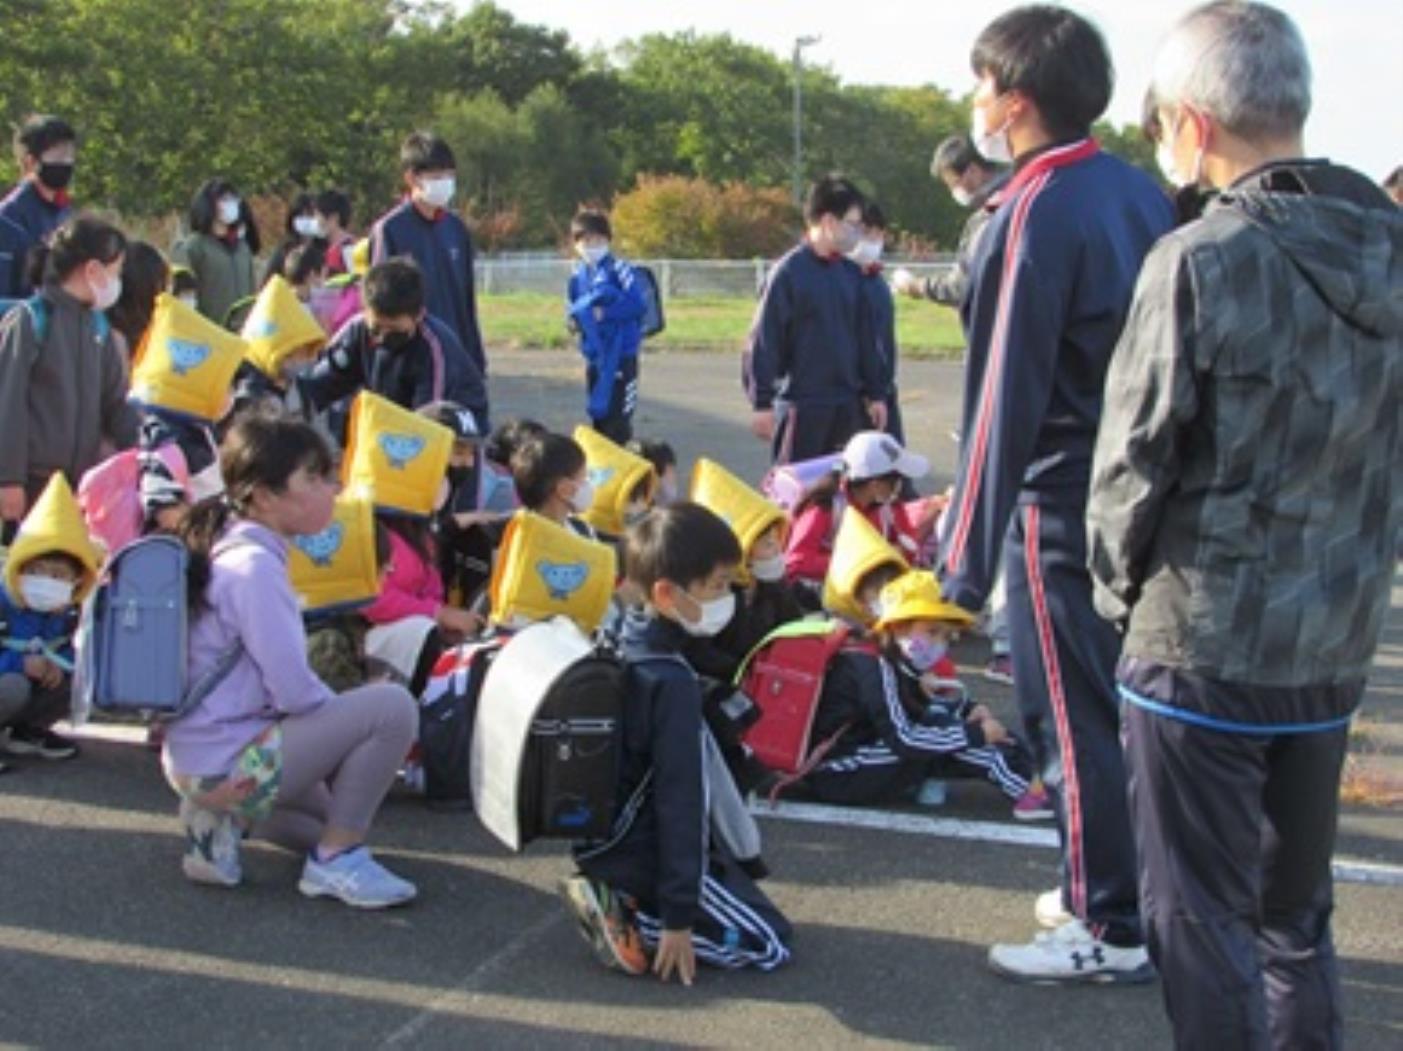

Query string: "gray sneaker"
[179, 799, 242, 888]
[298, 847, 417, 909]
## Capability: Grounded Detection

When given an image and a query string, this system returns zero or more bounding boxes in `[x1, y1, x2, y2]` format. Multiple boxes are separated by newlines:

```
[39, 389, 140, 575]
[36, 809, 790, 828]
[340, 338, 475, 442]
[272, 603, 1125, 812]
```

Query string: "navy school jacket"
[938, 140, 1174, 612]
[0, 181, 69, 298]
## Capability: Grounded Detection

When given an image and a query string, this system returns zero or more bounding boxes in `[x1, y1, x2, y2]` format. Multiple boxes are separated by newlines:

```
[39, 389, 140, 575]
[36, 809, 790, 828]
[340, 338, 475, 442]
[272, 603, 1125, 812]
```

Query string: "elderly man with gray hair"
[1088, 2, 1402, 1047]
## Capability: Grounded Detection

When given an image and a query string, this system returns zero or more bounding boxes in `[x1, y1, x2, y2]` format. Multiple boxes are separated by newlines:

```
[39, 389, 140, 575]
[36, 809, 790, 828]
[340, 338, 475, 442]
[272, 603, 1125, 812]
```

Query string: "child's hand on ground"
[653, 929, 696, 986]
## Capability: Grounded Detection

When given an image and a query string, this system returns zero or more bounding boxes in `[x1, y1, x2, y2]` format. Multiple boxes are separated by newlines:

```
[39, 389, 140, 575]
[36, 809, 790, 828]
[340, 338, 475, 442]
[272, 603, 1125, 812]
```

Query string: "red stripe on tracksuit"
[1023, 504, 1088, 922]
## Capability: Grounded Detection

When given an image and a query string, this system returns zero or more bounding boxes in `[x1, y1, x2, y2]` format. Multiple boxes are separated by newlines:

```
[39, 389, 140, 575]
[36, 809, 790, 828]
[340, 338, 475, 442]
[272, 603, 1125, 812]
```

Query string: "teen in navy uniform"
[298, 257, 488, 430]
[744, 175, 888, 465]
[850, 201, 905, 447]
[370, 132, 486, 376]
[563, 503, 792, 982]
[936, 6, 1173, 983]
[0, 116, 77, 298]
[566, 209, 647, 444]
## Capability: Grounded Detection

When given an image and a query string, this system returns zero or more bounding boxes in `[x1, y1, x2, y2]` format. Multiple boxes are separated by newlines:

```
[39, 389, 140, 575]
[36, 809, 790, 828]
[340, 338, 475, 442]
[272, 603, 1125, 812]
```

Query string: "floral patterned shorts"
[165, 724, 283, 825]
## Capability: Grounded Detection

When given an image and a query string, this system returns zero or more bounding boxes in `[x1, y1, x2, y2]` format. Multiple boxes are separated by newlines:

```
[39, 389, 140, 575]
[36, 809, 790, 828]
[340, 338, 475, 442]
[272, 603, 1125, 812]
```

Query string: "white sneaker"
[179, 799, 242, 887]
[1035, 887, 1073, 929]
[299, 847, 417, 909]
[988, 919, 1155, 984]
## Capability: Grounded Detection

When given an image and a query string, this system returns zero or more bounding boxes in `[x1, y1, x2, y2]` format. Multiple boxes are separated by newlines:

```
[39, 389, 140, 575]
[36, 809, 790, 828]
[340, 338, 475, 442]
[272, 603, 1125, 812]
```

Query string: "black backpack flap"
[419, 639, 503, 803]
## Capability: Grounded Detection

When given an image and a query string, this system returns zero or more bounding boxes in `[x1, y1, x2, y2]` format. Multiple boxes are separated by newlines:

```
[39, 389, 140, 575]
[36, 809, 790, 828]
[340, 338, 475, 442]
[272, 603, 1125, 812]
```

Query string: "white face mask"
[1155, 109, 1205, 190]
[831, 219, 862, 255]
[19, 574, 74, 612]
[898, 633, 948, 672]
[568, 478, 595, 513]
[849, 239, 883, 267]
[749, 552, 786, 583]
[177, 293, 198, 310]
[972, 101, 1013, 165]
[89, 269, 122, 311]
[951, 185, 975, 208]
[623, 503, 650, 528]
[293, 215, 324, 239]
[418, 176, 456, 210]
[217, 197, 242, 226]
[676, 590, 736, 638]
[657, 477, 679, 505]
[579, 243, 608, 266]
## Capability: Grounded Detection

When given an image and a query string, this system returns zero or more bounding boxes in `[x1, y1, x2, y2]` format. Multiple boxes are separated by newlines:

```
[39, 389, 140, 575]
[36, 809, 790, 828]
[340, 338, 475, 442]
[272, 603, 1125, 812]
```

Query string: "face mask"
[951, 185, 974, 208]
[19, 574, 74, 612]
[849, 239, 883, 267]
[898, 633, 947, 673]
[377, 327, 413, 351]
[89, 269, 122, 311]
[832, 219, 862, 255]
[177, 293, 198, 310]
[657, 478, 679, 505]
[750, 552, 786, 583]
[568, 478, 595, 513]
[972, 100, 1013, 165]
[293, 215, 324, 239]
[1155, 110, 1205, 191]
[218, 197, 242, 226]
[418, 176, 456, 210]
[676, 590, 736, 638]
[579, 244, 608, 266]
[623, 504, 650, 528]
[38, 162, 74, 192]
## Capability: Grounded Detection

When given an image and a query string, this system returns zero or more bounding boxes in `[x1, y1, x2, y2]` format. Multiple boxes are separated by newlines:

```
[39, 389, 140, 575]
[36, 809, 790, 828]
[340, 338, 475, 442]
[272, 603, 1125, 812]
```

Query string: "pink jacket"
[362, 528, 443, 625]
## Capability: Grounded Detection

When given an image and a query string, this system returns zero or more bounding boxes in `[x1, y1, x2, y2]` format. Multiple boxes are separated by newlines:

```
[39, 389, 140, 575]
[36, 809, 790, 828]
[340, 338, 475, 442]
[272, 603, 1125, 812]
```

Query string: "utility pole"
[792, 35, 821, 208]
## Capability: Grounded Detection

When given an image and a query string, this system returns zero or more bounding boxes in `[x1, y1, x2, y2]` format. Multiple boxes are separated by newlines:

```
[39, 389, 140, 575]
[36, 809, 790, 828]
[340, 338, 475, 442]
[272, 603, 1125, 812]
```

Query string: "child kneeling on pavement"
[162, 416, 419, 908]
[562, 503, 792, 982]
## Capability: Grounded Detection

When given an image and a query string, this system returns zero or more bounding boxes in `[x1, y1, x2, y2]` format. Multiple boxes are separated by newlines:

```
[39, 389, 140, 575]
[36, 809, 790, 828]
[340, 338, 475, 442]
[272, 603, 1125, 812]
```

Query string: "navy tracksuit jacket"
[0, 181, 69, 297]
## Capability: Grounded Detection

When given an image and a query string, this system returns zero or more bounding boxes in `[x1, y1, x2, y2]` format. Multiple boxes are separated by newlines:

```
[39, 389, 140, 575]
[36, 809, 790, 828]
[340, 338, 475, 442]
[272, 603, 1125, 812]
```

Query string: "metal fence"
[475, 256, 957, 299]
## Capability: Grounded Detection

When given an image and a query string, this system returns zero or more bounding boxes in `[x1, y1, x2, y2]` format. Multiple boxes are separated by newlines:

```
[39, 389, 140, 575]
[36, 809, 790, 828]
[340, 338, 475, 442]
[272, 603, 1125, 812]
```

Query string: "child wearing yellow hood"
[0, 474, 101, 768]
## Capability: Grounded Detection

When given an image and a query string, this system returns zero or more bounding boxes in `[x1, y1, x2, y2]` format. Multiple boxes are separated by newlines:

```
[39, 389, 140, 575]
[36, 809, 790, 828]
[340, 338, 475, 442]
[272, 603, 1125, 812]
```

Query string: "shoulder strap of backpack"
[21, 294, 109, 345]
[732, 617, 849, 685]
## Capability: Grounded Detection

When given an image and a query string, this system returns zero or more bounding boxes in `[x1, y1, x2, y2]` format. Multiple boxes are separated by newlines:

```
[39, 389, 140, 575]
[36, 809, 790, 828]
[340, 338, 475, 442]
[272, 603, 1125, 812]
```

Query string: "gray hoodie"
[1088, 160, 1402, 704]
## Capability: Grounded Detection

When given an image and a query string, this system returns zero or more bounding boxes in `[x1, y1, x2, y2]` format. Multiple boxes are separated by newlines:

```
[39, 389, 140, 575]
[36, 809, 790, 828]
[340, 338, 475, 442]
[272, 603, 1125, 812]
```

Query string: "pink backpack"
[78, 445, 190, 557]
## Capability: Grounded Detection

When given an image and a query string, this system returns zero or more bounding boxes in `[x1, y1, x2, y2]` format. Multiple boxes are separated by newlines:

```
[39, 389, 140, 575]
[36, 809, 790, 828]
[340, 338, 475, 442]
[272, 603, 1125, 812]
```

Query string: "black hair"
[40, 214, 127, 285]
[970, 5, 1113, 141]
[400, 131, 456, 174]
[179, 416, 335, 609]
[364, 257, 424, 318]
[931, 134, 989, 178]
[188, 178, 239, 235]
[20, 549, 85, 578]
[284, 192, 316, 235]
[14, 114, 76, 159]
[624, 502, 742, 594]
[109, 241, 169, 352]
[170, 267, 198, 296]
[511, 433, 586, 511]
[855, 560, 904, 598]
[625, 438, 676, 477]
[315, 189, 352, 228]
[804, 174, 865, 226]
[861, 200, 887, 230]
[284, 241, 328, 288]
[570, 209, 612, 242]
[378, 511, 435, 569]
[485, 417, 548, 467]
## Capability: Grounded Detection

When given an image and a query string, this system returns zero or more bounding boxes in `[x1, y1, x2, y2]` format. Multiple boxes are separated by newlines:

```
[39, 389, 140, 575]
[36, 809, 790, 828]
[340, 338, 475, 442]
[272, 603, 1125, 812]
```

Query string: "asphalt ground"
[1, 349, 1398, 1049]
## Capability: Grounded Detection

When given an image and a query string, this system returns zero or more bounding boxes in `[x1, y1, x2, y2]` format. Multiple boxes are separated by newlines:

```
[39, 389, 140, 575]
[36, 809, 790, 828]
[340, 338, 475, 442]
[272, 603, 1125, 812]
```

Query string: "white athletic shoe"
[988, 919, 1155, 985]
[1035, 887, 1074, 929]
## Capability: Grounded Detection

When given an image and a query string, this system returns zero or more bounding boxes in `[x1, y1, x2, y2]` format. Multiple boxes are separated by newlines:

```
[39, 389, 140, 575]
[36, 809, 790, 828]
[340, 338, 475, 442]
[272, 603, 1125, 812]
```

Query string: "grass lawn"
[477, 292, 966, 359]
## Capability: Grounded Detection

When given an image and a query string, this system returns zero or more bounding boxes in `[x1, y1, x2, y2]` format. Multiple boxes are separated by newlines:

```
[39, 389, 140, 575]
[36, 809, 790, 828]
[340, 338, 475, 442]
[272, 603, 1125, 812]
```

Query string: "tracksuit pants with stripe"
[1003, 500, 1142, 946]
[1123, 692, 1350, 1050]
[807, 738, 1032, 806]
[770, 398, 869, 466]
[587, 355, 638, 445]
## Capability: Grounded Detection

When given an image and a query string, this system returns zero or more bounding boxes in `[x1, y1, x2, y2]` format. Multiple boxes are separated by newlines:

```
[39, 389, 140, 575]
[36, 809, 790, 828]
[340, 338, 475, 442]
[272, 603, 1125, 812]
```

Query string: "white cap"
[841, 431, 929, 482]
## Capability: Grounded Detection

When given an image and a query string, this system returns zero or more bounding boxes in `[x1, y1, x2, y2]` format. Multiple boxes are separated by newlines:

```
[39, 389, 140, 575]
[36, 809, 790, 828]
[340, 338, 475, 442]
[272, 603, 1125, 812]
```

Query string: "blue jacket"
[743, 242, 884, 409]
[0, 582, 77, 677]
[857, 265, 897, 397]
[566, 253, 647, 419]
[370, 201, 486, 376]
[0, 181, 69, 298]
[939, 141, 1174, 612]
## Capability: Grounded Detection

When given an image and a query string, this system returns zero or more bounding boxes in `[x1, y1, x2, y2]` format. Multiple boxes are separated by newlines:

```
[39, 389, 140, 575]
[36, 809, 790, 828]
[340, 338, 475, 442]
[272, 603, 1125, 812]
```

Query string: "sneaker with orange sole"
[560, 875, 650, 976]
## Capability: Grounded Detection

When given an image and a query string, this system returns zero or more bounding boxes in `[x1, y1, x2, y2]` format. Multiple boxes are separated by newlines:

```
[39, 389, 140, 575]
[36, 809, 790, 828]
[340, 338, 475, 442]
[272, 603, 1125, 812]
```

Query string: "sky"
[481, 0, 1403, 181]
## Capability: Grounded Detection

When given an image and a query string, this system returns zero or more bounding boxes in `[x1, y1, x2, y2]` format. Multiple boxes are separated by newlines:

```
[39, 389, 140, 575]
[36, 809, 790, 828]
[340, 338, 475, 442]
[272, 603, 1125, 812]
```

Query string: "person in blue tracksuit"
[743, 175, 888, 465]
[936, 6, 1174, 984]
[370, 132, 486, 377]
[850, 200, 905, 448]
[566, 210, 647, 444]
[0, 116, 77, 298]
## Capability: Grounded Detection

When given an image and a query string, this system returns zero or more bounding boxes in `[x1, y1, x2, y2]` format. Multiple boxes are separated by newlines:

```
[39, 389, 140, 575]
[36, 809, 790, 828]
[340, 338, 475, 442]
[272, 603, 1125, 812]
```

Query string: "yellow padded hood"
[4, 473, 104, 605]
[240, 274, 326, 381]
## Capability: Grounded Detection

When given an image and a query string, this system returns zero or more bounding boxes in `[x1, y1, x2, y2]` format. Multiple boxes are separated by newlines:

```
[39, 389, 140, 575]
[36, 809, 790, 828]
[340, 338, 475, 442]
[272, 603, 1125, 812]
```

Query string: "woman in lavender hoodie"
[163, 415, 419, 908]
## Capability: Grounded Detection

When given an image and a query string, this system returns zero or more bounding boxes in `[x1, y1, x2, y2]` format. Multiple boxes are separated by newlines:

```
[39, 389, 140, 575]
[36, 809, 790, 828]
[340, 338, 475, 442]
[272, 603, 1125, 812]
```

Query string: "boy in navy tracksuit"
[0, 116, 76, 298]
[370, 132, 486, 377]
[566, 210, 647, 444]
[937, 7, 1173, 983]
[563, 503, 791, 983]
[850, 200, 907, 447]
[298, 258, 488, 432]
[744, 175, 888, 465]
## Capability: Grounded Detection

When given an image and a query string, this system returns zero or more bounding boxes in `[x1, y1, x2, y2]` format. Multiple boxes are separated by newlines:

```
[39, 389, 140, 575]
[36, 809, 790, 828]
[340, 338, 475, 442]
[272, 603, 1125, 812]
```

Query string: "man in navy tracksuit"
[566, 209, 647, 444]
[370, 132, 487, 377]
[0, 116, 76, 298]
[937, 7, 1173, 983]
[744, 175, 888, 465]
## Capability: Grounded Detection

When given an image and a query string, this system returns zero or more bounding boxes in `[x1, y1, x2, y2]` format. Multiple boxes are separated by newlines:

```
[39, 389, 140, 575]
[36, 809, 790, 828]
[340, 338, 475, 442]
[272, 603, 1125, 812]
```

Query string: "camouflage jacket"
[1088, 160, 1402, 698]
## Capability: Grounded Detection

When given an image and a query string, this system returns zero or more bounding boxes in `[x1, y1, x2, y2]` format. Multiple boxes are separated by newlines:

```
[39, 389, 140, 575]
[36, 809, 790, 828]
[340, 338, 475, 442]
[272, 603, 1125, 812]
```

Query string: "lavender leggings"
[254, 683, 417, 853]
